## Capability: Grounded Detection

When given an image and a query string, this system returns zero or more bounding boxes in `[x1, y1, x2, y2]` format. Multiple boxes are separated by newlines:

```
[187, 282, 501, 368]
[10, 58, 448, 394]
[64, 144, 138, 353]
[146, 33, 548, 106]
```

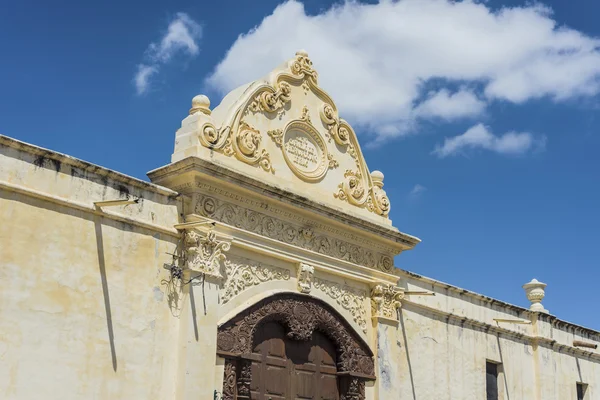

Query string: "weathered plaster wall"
[0, 137, 181, 399]
[375, 271, 600, 400]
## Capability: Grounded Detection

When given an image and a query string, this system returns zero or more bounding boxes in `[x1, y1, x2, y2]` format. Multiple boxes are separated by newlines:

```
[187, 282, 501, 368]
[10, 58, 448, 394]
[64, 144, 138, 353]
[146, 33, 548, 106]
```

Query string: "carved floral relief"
[222, 257, 291, 304]
[313, 277, 368, 333]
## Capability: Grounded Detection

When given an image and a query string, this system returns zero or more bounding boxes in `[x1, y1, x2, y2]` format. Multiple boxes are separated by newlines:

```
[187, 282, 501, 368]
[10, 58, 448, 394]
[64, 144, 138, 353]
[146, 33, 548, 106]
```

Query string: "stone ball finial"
[189, 94, 211, 115]
[371, 170, 385, 188]
[523, 278, 548, 313]
[296, 49, 309, 57]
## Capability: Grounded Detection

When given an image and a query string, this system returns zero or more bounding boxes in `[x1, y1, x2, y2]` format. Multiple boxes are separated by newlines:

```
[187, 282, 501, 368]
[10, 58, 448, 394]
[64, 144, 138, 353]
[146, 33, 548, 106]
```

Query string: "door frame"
[217, 293, 375, 399]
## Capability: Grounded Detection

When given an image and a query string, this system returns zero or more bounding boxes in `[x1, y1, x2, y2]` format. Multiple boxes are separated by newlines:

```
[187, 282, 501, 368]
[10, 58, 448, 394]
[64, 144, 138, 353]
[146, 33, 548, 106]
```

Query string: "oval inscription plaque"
[282, 121, 327, 181]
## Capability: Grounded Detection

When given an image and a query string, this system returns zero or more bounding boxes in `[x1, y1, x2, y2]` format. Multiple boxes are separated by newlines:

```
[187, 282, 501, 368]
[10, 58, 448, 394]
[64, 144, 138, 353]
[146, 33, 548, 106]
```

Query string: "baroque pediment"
[171, 50, 391, 225]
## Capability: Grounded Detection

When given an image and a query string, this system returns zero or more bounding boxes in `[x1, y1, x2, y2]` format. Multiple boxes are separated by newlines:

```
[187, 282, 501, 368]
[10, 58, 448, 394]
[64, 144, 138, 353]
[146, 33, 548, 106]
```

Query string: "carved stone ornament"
[194, 192, 399, 272]
[248, 81, 292, 114]
[222, 257, 291, 304]
[313, 277, 368, 333]
[335, 169, 391, 218]
[221, 122, 274, 173]
[217, 293, 374, 377]
[290, 50, 319, 84]
[371, 284, 404, 321]
[297, 263, 314, 293]
[320, 103, 356, 158]
[269, 115, 338, 181]
[184, 229, 232, 279]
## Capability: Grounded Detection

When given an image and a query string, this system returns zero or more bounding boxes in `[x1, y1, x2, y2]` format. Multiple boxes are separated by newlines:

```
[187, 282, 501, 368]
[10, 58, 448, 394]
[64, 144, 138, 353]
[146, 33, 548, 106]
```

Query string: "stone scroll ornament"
[217, 293, 374, 399]
[184, 229, 231, 280]
[371, 284, 404, 321]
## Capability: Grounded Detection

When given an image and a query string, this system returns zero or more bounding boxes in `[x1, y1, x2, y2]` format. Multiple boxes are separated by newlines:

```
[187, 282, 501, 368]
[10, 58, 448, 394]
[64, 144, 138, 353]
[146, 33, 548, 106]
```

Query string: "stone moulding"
[189, 166, 417, 251]
[313, 277, 368, 333]
[193, 192, 396, 273]
[221, 256, 291, 304]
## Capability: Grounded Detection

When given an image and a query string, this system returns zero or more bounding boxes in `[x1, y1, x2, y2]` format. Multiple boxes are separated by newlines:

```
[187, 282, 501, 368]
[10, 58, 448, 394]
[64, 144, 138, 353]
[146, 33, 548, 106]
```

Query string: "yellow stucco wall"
[0, 138, 181, 399]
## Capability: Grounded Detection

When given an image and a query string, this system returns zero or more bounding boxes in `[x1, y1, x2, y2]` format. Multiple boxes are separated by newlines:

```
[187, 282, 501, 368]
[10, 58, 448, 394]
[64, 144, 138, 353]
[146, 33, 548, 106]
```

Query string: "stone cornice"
[148, 156, 420, 251]
[402, 300, 600, 361]
[1, 134, 177, 197]
[400, 269, 600, 341]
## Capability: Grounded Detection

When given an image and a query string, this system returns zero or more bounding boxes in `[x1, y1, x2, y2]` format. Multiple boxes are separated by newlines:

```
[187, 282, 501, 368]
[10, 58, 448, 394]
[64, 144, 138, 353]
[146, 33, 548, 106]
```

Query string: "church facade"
[1, 51, 598, 399]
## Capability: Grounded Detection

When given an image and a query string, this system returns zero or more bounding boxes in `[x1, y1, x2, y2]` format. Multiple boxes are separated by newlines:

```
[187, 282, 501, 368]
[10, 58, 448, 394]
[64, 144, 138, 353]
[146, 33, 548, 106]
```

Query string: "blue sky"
[1, 0, 599, 329]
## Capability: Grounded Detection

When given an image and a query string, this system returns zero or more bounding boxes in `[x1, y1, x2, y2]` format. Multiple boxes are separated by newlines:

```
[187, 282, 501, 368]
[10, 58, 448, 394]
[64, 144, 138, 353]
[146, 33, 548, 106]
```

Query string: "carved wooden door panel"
[251, 321, 339, 400]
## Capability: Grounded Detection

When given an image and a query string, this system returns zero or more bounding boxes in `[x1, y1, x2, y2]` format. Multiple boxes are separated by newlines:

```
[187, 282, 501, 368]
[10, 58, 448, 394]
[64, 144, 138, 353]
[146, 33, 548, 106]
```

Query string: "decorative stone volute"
[184, 229, 232, 280]
[371, 284, 404, 323]
[523, 278, 548, 313]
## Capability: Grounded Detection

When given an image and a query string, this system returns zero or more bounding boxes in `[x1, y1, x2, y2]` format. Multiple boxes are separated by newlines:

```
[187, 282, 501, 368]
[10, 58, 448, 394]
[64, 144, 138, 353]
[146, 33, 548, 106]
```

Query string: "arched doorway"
[217, 293, 374, 400]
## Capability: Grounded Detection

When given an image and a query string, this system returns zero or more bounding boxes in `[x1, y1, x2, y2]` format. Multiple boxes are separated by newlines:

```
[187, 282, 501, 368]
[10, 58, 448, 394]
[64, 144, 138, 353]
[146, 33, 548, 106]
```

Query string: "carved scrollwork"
[222, 257, 291, 304]
[334, 169, 391, 218]
[199, 123, 220, 146]
[184, 229, 232, 279]
[248, 81, 292, 114]
[217, 293, 374, 376]
[313, 277, 368, 333]
[290, 50, 318, 84]
[222, 122, 274, 173]
[371, 284, 404, 321]
[328, 153, 339, 169]
[320, 103, 356, 158]
[222, 359, 236, 400]
[194, 193, 397, 272]
[267, 128, 283, 147]
[335, 170, 366, 203]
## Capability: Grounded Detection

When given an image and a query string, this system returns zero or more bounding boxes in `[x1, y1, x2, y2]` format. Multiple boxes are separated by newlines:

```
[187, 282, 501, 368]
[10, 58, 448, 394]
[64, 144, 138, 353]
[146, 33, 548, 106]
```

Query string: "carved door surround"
[217, 293, 375, 399]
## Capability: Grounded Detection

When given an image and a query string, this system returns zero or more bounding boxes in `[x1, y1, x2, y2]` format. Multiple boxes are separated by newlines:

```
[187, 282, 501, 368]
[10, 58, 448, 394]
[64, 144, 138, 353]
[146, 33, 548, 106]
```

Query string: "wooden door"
[251, 321, 339, 399]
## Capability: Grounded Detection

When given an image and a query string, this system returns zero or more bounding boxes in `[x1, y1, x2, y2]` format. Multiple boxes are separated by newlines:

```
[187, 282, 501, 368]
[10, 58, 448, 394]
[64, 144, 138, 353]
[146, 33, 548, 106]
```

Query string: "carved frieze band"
[222, 256, 291, 304]
[313, 277, 368, 333]
[194, 192, 396, 273]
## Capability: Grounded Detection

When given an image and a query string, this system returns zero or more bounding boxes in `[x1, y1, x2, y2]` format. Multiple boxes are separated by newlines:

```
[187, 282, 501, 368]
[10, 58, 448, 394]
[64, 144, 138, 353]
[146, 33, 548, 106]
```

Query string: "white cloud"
[134, 64, 157, 95]
[414, 89, 486, 120]
[207, 0, 600, 141]
[134, 13, 202, 95]
[433, 123, 545, 157]
[409, 184, 427, 197]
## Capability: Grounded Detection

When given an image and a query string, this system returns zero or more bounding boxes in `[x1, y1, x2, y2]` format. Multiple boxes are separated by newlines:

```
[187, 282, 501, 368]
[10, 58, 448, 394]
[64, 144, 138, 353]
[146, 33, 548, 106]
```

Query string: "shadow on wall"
[94, 215, 117, 372]
[496, 335, 511, 400]
[399, 308, 417, 400]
